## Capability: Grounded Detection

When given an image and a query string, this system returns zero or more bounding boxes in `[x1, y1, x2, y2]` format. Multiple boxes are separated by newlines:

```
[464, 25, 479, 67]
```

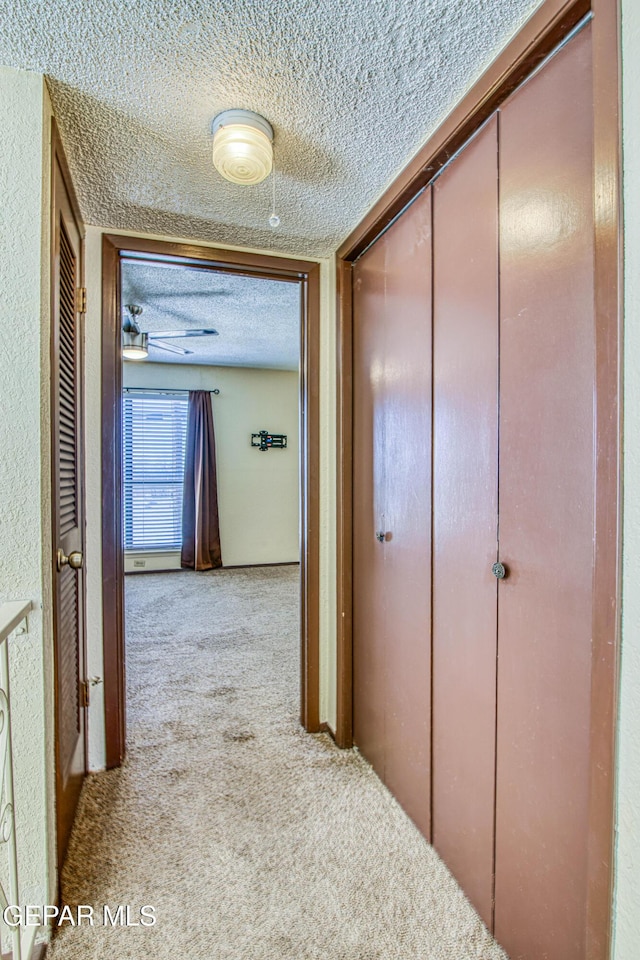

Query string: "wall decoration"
[251, 430, 287, 452]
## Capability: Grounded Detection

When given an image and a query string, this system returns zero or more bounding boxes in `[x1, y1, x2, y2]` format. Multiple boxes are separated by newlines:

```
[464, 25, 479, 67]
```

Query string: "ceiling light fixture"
[122, 330, 149, 360]
[121, 304, 220, 361]
[211, 109, 273, 185]
[122, 303, 149, 360]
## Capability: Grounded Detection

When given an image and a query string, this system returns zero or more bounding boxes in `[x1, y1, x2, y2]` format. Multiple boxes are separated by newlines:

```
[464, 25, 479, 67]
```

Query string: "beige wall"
[0, 67, 57, 921]
[122, 362, 300, 568]
[83, 226, 337, 768]
[614, 2, 640, 956]
[83, 227, 107, 769]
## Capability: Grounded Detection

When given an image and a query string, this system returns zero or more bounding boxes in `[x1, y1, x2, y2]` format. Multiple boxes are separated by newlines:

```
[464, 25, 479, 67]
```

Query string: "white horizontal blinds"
[123, 393, 189, 550]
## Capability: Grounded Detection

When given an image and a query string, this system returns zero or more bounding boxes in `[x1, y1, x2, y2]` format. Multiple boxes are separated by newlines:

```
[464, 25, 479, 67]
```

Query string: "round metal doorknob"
[492, 561, 506, 580]
[57, 549, 83, 571]
[375, 531, 386, 542]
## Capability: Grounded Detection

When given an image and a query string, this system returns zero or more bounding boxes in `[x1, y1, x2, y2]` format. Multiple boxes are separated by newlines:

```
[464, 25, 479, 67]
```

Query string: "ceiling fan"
[122, 304, 219, 358]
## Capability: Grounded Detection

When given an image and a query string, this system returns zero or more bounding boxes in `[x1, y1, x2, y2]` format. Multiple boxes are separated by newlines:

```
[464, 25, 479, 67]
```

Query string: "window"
[123, 392, 189, 550]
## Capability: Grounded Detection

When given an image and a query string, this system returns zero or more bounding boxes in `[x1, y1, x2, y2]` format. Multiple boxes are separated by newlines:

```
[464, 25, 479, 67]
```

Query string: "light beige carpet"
[49, 566, 507, 959]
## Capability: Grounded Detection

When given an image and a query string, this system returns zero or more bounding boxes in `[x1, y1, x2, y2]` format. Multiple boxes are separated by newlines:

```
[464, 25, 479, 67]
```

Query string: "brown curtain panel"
[181, 390, 222, 571]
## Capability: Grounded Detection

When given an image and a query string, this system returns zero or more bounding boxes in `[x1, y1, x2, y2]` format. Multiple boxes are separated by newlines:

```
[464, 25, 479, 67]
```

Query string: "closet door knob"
[376, 531, 386, 542]
[57, 548, 83, 571]
[492, 561, 506, 580]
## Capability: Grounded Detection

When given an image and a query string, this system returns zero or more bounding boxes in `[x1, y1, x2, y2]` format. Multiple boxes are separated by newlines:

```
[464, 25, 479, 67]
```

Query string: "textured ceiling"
[121, 260, 300, 368]
[0, 0, 542, 257]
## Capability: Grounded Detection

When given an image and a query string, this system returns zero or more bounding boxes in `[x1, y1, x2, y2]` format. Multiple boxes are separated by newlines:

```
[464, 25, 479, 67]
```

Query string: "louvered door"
[52, 143, 87, 869]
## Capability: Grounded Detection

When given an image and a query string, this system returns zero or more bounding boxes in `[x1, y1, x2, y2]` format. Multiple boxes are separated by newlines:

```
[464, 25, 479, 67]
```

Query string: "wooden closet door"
[353, 237, 387, 782]
[431, 114, 499, 928]
[494, 24, 595, 960]
[52, 146, 87, 868]
[352, 189, 433, 837]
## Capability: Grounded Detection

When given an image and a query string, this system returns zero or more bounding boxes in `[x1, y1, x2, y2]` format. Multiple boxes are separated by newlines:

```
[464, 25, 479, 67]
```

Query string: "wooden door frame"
[335, 0, 622, 956]
[50, 119, 88, 866]
[102, 235, 322, 768]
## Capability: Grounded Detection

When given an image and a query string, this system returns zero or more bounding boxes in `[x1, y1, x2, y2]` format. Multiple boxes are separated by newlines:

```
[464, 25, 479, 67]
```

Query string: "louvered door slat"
[58, 220, 77, 536]
[58, 566, 80, 743]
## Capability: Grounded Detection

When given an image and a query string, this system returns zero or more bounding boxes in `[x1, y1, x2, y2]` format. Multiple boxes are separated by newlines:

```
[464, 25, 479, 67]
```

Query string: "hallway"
[50, 566, 505, 959]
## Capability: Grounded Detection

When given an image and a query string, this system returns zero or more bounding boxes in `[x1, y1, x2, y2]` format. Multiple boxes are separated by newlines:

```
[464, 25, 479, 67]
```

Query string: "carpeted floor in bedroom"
[49, 565, 507, 960]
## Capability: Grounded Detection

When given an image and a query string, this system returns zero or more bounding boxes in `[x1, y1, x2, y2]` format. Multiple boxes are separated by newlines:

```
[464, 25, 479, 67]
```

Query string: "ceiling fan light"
[211, 109, 273, 185]
[122, 331, 149, 360]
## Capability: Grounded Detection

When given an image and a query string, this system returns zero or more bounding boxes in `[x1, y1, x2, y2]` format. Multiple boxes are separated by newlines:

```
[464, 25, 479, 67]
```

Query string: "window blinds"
[122, 393, 189, 550]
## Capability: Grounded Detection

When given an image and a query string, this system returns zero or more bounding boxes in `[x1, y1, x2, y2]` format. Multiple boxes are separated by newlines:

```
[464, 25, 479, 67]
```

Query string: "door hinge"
[76, 286, 87, 314]
[80, 679, 90, 708]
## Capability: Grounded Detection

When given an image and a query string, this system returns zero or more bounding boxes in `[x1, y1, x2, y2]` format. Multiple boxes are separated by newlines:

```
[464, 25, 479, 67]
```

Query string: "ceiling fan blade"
[148, 329, 219, 339]
[140, 303, 221, 327]
[149, 339, 194, 356]
[143, 290, 231, 299]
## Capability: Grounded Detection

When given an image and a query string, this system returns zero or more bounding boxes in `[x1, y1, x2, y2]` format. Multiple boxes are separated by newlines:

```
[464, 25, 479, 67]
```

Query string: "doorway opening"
[101, 236, 321, 768]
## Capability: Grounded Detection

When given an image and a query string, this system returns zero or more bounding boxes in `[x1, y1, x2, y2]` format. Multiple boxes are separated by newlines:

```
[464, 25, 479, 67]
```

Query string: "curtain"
[181, 390, 222, 571]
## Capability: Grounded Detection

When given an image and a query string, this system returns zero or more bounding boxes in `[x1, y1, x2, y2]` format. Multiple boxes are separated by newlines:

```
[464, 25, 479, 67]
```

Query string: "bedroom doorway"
[101, 236, 321, 767]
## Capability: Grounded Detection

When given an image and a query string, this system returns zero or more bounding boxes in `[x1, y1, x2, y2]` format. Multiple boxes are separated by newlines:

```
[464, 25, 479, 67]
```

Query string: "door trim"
[335, 0, 622, 956]
[102, 235, 322, 768]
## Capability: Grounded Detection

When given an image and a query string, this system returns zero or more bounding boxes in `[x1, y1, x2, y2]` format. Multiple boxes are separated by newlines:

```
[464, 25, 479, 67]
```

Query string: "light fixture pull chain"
[269, 167, 280, 229]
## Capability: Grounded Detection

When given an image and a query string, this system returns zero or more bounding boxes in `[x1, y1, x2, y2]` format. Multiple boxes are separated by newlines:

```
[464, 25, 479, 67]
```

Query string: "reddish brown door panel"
[353, 239, 387, 782]
[379, 189, 433, 838]
[52, 149, 87, 869]
[494, 24, 595, 960]
[431, 115, 500, 929]
[352, 188, 433, 838]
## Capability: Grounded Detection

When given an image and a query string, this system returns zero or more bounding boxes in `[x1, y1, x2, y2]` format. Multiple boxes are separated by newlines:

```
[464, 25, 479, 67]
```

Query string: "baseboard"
[125, 559, 301, 574]
[222, 562, 300, 569]
[125, 550, 182, 573]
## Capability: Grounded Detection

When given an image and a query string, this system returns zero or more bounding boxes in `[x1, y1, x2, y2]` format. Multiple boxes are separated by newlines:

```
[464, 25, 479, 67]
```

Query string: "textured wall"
[614, 2, 640, 956]
[0, 67, 56, 912]
[122, 363, 300, 567]
[84, 226, 337, 768]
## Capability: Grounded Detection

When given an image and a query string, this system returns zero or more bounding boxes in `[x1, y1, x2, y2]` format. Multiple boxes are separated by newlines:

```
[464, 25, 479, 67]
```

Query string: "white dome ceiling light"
[211, 109, 274, 185]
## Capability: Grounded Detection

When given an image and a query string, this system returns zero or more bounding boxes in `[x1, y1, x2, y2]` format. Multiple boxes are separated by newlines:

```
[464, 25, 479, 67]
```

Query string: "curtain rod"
[123, 387, 221, 395]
